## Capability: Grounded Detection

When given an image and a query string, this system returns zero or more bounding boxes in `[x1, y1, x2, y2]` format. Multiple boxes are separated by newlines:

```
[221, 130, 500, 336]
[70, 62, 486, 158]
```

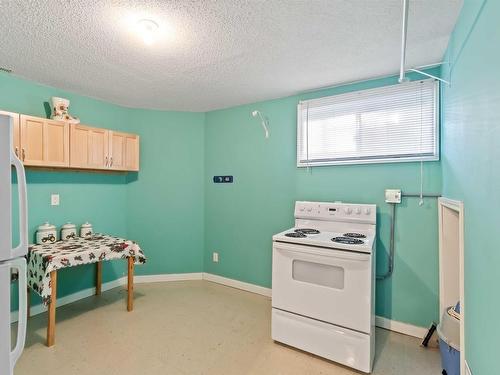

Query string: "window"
[297, 79, 439, 167]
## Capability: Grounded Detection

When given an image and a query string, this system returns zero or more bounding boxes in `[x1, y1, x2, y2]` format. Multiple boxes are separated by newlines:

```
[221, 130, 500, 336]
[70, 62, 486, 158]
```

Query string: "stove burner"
[295, 228, 320, 235]
[332, 236, 364, 245]
[285, 232, 307, 238]
[343, 232, 366, 239]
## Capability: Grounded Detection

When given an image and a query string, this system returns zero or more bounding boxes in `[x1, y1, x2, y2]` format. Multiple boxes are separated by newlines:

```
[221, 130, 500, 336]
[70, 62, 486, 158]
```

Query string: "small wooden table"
[27, 234, 146, 347]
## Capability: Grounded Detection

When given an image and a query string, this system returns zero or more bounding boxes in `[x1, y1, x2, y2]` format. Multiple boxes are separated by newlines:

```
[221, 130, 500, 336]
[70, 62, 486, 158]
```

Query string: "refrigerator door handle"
[10, 150, 28, 259]
[10, 257, 27, 373]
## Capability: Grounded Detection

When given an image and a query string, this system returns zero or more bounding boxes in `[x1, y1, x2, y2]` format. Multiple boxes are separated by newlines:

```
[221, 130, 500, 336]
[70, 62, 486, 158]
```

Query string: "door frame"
[438, 197, 465, 374]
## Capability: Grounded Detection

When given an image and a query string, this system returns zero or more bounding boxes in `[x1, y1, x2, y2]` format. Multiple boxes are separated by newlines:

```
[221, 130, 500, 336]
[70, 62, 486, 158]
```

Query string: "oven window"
[292, 260, 345, 289]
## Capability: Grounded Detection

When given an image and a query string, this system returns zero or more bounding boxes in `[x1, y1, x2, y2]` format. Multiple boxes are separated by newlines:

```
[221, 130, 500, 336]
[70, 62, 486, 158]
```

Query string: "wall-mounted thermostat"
[385, 189, 402, 203]
[213, 176, 233, 183]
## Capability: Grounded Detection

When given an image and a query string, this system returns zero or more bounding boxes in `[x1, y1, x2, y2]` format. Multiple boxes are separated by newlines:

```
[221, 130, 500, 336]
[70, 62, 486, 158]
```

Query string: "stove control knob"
[344, 207, 352, 215]
[355, 207, 361, 215]
[364, 208, 371, 215]
[307, 207, 313, 213]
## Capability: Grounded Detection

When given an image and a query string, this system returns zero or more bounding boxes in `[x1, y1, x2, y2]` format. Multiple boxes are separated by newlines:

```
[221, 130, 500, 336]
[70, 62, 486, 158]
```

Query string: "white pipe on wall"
[251, 110, 270, 139]
[398, 0, 409, 83]
[408, 68, 450, 85]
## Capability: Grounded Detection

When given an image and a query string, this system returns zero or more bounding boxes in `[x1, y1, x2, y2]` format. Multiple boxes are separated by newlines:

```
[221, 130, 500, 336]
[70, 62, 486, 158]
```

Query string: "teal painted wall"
[441, 0, 497, 373]
[204, 71, 442, 327]
[3, 68, 443, 329]
[122, 109, 205, 275]
[1, 73, 205, 310]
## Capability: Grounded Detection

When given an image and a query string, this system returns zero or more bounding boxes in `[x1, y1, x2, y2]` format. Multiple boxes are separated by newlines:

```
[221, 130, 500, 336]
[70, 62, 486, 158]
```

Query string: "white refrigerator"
[0, 114, 28, 374]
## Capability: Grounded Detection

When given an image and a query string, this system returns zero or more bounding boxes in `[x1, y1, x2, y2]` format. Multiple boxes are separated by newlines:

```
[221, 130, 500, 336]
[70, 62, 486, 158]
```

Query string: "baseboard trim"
[375, 315, 427, 338]
[135, 273, 203, 283]
[202, 273, 272, 298]
[12, 272, 428, 340]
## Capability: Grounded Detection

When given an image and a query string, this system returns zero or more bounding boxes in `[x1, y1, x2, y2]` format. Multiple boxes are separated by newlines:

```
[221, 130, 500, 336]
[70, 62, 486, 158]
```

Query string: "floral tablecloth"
[27, 234, 146, 305]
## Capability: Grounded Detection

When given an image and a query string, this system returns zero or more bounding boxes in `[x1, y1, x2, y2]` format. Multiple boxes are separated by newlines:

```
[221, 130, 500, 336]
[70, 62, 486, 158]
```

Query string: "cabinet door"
[108, 131, 126, 170]
[13, 115, 20, 158]
[88, 127, 109, 169]
[20, 115, 45, 166]
[20, 115, 69, 167]
[70, 124, 90, 168]
[125, 134, 140, 171]
[45, 120, 69, 167]
[70, 124, 109, 169]
[109, 131, 139, 171]
[0, 111, 20, 156]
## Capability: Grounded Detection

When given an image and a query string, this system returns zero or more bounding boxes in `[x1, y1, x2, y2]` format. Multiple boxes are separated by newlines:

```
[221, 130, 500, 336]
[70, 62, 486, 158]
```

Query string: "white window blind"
[297, 79, 439, 167]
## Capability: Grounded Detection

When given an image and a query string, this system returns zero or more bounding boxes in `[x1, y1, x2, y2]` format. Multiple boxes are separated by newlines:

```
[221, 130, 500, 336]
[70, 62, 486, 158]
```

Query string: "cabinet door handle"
[15, 147, 19, 157]
[110, 157, 113, 167]
[105, 156, 108, 167]
[22, 148, 25, 162]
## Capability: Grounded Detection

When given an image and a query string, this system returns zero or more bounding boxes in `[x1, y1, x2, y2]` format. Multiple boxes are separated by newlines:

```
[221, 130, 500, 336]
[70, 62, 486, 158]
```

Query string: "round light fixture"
[136, 19, 159, 45]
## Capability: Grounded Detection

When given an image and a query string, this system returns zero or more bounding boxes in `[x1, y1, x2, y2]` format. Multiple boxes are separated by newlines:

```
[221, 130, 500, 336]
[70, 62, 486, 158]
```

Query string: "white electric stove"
[272, 201, 376, 373]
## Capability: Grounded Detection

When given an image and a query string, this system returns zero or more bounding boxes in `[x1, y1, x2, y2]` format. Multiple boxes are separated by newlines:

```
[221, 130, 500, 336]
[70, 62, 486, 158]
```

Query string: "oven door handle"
[274, 243, 371, 262]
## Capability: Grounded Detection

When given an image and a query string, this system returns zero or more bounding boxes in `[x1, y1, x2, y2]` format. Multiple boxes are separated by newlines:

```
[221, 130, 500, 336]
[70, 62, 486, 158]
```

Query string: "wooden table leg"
[47, 270, 57, 347]
[127, 257, 134, 312]
[95, 261, 102, 296]
[27, 287, 31, 318]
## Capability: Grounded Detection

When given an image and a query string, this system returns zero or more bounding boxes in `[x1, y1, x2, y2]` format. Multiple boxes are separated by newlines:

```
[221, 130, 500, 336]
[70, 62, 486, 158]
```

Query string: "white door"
[272, 242, 372, 333]
[0, 115, 28, 262]
[0, 115, 28, 374]
[0, 258, 27, 375]
[0, 263, 9, 375]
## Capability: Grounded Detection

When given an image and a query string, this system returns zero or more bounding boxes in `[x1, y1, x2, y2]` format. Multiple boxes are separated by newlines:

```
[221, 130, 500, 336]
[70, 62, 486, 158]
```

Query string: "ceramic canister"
[61, 222, 77, 241]
[36, 222, 57, 244]
[80, 222, 93, 238]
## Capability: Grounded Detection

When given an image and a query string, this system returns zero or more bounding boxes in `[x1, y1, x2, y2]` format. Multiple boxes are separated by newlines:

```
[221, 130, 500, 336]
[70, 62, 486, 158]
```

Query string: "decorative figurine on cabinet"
[51, 97, 80, 124]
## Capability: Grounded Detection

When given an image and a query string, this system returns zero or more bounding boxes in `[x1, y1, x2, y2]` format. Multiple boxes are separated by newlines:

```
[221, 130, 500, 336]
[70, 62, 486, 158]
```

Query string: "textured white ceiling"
[0, 0, 462, 112]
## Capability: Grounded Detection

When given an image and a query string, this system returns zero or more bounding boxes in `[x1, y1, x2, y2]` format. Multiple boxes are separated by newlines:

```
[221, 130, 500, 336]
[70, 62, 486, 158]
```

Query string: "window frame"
[296, 79, 440, 167]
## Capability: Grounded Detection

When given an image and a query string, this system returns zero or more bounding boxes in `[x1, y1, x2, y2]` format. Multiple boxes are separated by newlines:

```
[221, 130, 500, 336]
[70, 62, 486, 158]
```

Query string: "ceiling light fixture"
[136, 19, 159, 45]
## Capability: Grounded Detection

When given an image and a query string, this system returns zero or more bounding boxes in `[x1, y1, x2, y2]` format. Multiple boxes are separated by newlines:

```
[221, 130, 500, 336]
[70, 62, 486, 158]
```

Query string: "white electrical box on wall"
[51, 194, 60, 206]
[385, 189, 402, 203]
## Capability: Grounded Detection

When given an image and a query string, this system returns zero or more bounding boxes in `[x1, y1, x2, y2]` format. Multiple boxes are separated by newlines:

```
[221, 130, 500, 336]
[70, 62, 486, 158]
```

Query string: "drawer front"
[272, 308, 373, 373]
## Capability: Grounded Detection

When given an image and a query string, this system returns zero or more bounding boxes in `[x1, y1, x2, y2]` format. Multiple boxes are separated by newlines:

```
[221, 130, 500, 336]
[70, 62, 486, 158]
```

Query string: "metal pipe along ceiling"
[398, 0, 410, 83]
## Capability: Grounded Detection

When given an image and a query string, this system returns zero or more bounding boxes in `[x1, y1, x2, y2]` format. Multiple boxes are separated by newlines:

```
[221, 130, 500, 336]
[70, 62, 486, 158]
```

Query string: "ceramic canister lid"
[37, 222, 56, 232]
[81, 222, 92, 228]
[61, 222, 76, 230]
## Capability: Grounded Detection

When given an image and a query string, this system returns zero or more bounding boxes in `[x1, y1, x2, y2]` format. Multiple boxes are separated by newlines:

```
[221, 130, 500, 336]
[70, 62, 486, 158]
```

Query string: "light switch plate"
[51, 194, 60, 206]
[385, 189, 401, 203]
[212, 252, 219, 263]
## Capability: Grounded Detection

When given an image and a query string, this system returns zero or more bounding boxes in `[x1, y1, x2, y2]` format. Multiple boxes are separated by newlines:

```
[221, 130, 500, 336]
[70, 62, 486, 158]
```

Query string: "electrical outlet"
[385, 189, 401, 203]
[51, 194, 60, 206]
[212, 252, 219, 263]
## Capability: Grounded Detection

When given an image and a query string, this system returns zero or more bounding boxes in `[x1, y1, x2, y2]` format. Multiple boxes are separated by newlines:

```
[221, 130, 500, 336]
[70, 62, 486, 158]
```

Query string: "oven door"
[272, 241, 372, 334]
